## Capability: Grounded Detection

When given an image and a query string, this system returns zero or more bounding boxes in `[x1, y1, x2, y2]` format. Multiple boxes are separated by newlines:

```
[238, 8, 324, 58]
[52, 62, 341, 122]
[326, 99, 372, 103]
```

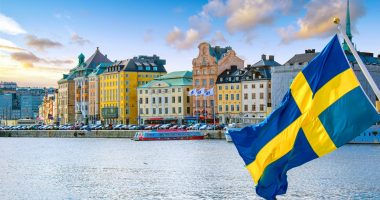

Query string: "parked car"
[152, 124, 161, 129]
[144, 125, 153, 130]
[199, 124, 208, 130]
[169, 125, 178, 130]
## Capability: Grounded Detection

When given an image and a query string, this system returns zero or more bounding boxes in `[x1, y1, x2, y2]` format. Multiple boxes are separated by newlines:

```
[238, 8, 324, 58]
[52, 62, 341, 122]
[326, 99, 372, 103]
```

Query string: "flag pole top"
[333, 17, 340, 25]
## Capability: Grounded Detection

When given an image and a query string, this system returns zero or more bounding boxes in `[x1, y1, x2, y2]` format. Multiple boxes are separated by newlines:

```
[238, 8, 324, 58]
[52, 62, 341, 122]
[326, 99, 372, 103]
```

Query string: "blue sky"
[0, 0, 379, 87]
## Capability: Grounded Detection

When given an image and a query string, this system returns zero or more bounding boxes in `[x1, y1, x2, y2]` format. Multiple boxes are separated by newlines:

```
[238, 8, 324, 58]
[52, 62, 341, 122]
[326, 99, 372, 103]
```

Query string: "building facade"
[99, 55, 167, 125]
[138, 71, 193, 125]
[88, 63, 111, 124]
[216, 66, 244, 124]
[192, 42, 244, 122]
[58, 71, 76, 125]
[73, 48, 111, 124]
[241, 55, 280, 124]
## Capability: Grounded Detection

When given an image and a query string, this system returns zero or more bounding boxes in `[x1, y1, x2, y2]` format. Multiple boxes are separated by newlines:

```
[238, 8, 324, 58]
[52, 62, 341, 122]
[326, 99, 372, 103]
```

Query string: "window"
[231, 85, 234, 90]
[153, 108, 156, 114]
[252, 84, 255, 88]
[210, 100, 214, 106]
[219, 105, 222, 112]
[236, 105, 240, 111]
[231, 94, 234, 100]
[244, 93, 248, 100]
[203, 69, 207, 74]
[260, 84, 264, 88]
[159, 97, 162, 103]
[268, 93, 271, 99]
[159, 108, 162, 114]
[178, 107, 182, 114]
[225, 105, 229, 112]
[244, 105, 248, 111]
[236, 85, 239, 89]
[139, 90, 142, 94]
[145, 108, 149, 114]
[165, 108, 168, 114]
[252, 104, 256, 111]
[153, 67, 157, 71]
[138, 66, 143, 70]
[187, 96, 190, 103]
[195, 80, 200, 86]
[236, 94, 240, 100]
[187, 107, 190, 114]
[269, 83, 271, 88]
[225, 85, 228, 90]
[139, 98, 143, 104]
[172, 88, 175, 92]
[202, 79, 207, 86]
[225, 94, 228, 100]
[172, 97, 175, 103]
[252, 93, 256, 99]
[231, 105, 234, 111]
[219, 94, 222, 100]
[145, 98, 149, 104]
[260, 104, 264, 111]
[172, 107, 176, 114]
[145, 90, 148, 94]
[126, 88, 129, 93]
[178, 88, 182, 92]
[146, 66, 151, 70]
[164, 89, 168, 93]
[244, 84, 248, 89]
[165, 97, 168, 103]
[178, 96, 182, 103]
[126, 108, 129, 114]
[210, 79, 214, 85]
[219, 86, 222, 90]
[196, 70, 200, 75]
[260, 93, 264, 99]
[153, 97, 156, 104]
[139, 108, 143, 114]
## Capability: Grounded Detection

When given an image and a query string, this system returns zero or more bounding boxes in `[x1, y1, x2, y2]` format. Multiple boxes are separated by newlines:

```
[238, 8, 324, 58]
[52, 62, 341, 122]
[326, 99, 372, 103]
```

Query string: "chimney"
[261, 54, 266, 61]
[269, 55, 274, 61]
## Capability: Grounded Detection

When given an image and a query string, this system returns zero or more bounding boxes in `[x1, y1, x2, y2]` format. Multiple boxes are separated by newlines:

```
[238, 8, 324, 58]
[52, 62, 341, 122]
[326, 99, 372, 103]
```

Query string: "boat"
[133, 130, 204, 141]
[349, 125, 380, 144]
[224, 128, 232, 142]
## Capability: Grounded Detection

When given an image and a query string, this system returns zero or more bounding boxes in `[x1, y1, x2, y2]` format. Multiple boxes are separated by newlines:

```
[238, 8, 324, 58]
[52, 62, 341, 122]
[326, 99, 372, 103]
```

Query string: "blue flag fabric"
[230, 35, 379, 199]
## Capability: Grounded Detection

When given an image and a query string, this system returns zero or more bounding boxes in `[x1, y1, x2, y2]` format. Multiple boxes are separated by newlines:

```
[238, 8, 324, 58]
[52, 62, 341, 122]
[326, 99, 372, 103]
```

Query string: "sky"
[0, 0, 379, 87]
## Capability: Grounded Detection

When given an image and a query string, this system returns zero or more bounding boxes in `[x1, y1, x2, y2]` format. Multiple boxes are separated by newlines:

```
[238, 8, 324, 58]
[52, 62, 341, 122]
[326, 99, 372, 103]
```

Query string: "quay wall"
[0, 130, 225, 139]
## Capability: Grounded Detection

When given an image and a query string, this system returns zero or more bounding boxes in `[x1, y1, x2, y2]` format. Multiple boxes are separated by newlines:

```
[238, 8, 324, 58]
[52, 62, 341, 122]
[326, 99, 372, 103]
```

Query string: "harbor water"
[0, 138, 379, 199]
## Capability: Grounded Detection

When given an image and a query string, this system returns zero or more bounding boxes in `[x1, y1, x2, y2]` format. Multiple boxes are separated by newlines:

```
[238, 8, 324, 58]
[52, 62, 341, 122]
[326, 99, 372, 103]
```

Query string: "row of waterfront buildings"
[6, 3, 380, 126]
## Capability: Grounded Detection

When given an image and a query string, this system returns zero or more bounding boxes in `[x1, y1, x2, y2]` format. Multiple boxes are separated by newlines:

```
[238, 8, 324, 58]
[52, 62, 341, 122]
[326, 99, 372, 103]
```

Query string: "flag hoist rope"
[334, 17, 380, 105]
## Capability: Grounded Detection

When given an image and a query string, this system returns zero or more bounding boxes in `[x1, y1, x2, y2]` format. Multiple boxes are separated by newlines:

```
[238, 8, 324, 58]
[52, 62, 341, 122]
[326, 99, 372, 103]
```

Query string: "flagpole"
[334, 17, 380, 101]
[213, 90, 215, 131]
[196, 91, 198, 124]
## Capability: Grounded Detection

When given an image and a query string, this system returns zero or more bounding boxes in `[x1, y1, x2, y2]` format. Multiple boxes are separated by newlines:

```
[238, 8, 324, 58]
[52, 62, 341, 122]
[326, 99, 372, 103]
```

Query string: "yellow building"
[99, 55, 167, 125]
[216, 66, 244, 124]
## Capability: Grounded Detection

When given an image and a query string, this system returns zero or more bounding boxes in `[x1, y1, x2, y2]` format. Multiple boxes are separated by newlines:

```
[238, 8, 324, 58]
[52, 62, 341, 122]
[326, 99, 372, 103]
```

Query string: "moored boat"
[133, 130, 204, 141]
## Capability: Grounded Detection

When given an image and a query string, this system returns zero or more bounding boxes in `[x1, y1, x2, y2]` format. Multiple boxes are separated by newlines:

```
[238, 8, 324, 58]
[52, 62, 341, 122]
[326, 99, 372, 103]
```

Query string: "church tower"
[342, 0, 354, 52]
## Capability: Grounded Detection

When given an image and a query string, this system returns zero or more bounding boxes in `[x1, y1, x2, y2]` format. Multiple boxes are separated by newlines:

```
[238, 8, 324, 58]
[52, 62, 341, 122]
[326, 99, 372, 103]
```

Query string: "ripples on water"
[0, 138, 379, 200]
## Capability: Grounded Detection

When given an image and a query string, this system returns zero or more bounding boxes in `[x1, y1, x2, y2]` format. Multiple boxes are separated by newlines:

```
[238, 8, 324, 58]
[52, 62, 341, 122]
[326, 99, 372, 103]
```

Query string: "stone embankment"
[0, 130, 225, 139]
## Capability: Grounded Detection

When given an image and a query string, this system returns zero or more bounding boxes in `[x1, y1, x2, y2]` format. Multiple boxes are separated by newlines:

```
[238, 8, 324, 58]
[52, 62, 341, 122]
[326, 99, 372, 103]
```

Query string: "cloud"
[0, 38, 25, 52]
[166, 10, 211, 50]
[71, 33, 91, 45]
[10, 52, 41, 67]
[167, 0, 303, 48]
[0, 13, 26, 35]
[25, 35, 63, 51]
[166, 27, 202, 50]
[279, 0, 365, 43]
[210, 31, 227, 45]
[10, 51, 73, 68]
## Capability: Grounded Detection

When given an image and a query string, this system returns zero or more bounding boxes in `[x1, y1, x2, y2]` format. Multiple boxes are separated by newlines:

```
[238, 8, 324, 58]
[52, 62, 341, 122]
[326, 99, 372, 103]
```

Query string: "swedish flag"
[230, 35, 379, 199]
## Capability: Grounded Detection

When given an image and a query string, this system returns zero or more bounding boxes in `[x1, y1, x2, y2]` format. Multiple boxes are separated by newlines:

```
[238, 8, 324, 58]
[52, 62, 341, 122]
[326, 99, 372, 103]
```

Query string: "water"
[0, 138, 379, 200]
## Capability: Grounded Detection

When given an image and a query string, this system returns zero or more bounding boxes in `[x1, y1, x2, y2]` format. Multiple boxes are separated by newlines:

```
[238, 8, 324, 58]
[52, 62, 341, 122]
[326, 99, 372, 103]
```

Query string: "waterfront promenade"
[0, 130, 225, 139]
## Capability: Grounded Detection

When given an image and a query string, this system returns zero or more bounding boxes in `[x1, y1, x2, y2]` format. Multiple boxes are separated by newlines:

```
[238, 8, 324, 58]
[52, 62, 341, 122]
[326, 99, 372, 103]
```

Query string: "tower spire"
[343, 0, 353, 52]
